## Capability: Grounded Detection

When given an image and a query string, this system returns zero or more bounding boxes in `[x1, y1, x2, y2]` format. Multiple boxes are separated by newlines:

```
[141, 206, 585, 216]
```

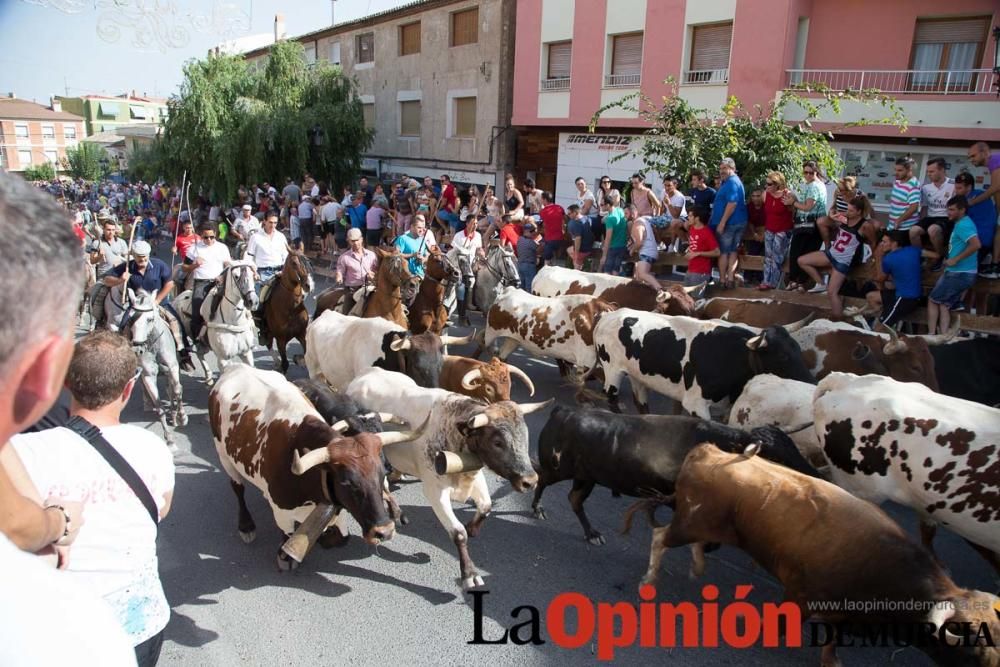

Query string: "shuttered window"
[400, 22, 421, 56]
[611, 33, 643, 75]
[356, 32, 374, 64]
[547, 41, 572, 79]
[910, 16, 989, 90]
[455, 97, 476, 137]
[451, 8, 478, 47]
[400, 100, 420, 136]
[362, 103, 375, 130]
[689, 22, 733, 72]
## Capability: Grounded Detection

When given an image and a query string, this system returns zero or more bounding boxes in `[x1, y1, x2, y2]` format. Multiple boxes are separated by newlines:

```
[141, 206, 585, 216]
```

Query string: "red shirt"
[440, 183, 458, 212]
[72, 223, 86, 244]
[175, 232, 198, 259]
[748, 203, 765, 230]
[687, 225, 719, 275]
[763, 192, 793, 233]
[539, 204, 566, 241]
[498, 224, 520, 249]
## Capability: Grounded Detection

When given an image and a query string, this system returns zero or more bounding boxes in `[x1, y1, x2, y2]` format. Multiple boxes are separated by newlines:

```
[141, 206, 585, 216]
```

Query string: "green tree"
[63, 142, 104, 181]
[22, 162, 55, 181]
[589, 81, 908, 190]
[156, 40, 373, 201]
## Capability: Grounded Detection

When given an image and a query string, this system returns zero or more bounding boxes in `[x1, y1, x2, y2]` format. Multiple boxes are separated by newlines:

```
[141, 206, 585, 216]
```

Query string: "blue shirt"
[347, 204, 368, 230]
[567, 216, 594, 253]
[946, 216, 978, 274]
[394, 233, 428, 277]
[966, 188, 998, 246]
[112, 257, 173, 295]
[709, 175, 747, 229]
[688, 186, 716, 213]
[881, 245, 922, 299]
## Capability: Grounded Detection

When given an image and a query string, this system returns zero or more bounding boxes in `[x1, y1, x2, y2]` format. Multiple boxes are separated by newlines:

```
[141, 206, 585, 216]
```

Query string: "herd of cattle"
[204, 264, 999, 666]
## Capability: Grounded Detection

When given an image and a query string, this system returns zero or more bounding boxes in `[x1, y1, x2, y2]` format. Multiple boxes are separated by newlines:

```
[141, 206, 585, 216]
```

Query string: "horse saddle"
[258, 275, 279, 310]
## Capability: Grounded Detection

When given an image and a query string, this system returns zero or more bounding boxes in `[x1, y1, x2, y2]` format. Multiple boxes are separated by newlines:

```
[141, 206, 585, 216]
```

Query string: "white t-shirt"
[450, 230, 483, 255]
[208, 205, 221, 222]
[298, 201, 314, 220]
[576, 189, 596, 216]
[246, 230, 289, 268]
[234, 215, 261, 239]
[662, 191, 688, 221]
[321, 201, 343, 223]
[186, 239, 232, 280]
[96, 238, 128, 277]
[11, 424, 175, 645]
[0, 532, 136, 666]
[921, 179, 954, 218]
[310, 183, 320, 198]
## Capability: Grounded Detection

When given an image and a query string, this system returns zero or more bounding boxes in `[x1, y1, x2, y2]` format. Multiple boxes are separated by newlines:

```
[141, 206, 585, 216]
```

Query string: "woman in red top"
[759, 171, 795, 290]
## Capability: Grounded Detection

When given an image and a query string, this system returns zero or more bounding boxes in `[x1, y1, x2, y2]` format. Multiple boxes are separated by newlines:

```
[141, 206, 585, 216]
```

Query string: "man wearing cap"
[87, 218, 128, 328]
[182, 224, 233, 342]
[232, 204, 261, 257]
[335, 228, 378, 315]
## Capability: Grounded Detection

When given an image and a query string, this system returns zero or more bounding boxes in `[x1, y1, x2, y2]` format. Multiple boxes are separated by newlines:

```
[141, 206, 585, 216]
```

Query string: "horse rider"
[88, 217, 128, 327]
[231, 204, 261, 259]
[448, 214, 485, 325]
[393, 214, 436, 278]
[334, 227, 378, 315]
[246, 213, 290, 336]
[171, 219, 198, 294]
[182, 223, 232, 343]
[103, 240, 195, 371]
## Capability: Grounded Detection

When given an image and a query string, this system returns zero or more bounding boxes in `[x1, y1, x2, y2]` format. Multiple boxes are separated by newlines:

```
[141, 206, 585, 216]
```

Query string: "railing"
[785, 69, 995, 95]
[540, 77, 570, 91]
[604, 72, 641, 88]
[683, 68, 729, 85]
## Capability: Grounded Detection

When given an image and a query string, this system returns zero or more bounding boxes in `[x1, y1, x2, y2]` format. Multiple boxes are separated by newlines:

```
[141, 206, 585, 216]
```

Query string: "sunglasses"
[202, 234, 216, 239]
[766, 181, 776, 186]
[601, 180, 610, 184]
[803, 170, 816, 175]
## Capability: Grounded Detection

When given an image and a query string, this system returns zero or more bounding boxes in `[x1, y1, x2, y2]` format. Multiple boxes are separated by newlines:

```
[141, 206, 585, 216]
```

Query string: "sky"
[0, 0, 411, 104]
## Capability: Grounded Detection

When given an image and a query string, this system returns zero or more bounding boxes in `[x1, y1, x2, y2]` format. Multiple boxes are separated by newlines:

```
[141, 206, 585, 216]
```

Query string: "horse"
[313, 247, 418, 328]
[261, 251, 314, 373]
[409, 247, 460, 335]
[123, 289, 186, 448]
[453, 241, 520, 322]
[87, 281, 128, 332]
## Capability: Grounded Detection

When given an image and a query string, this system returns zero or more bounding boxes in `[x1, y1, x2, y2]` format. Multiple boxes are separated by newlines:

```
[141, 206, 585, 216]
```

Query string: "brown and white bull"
[346, 367, 551, 590]
[696, 297, 836, 327]
[438, 355, 535, 403]
[531, 265, 698, 315]
[814, 372, 1000, 574]
[208, 365, 425, 569]
[627, 443, 1000, 667]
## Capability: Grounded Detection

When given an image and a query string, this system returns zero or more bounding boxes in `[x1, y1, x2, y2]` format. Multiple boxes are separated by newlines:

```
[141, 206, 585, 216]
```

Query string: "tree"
[156, 40, 373, 201]
[63, 142, 104, 181]
[22, 162, 55, 181]
[589, 80, 908, 190]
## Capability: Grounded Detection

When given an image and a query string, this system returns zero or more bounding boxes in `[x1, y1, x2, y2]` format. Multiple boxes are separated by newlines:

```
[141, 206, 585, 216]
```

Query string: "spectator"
[335, 228, 378, 315]
[12, 331, 175, 666]
[502, 173, 526, 221]
[710, 157, 749, 289]
[435, 175, 461, 241]
[630, 204, 662, 293]
[873, 231, 927, 328]
[358, 176, 375, 207]
[742, 187, 766, 284]
[887, 156, 921, 232]
[784, 160, 828, 291]
[759, 171, 794, 291]
[927, 195, 980, 334]
[597, 175, 622, 239]
[629, 173, 662, 221]
[684, 205, 720, 291]
[297, 196, 315, 251]
[912, 157, 954, 268]
[346, 193, 368, 231]
[574, 176, 598, 227]
[566, 205, 595, 271]
[952, 172, 998, 279]
[829, 176, 862, 218]
[966, 141, 1000, 278]
[688, 169, 716, 214]
[365, 200, 388, 248]
[516, 222, 542, 291]
[371, 183, 389, 210]
[393, 181, 415, 237]
[599, 196, 628, 275]
[522, 179, 542, 218]
[539, 191, 568, 266]
[658, 175, 688, 253]
[320, 195, 345, 255]
[496, 214, 521, 251]
[281, 177, 301, 205]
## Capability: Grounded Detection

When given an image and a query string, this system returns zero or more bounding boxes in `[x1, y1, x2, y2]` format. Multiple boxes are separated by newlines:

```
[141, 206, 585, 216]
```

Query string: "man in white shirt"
[246, 214, 290, 291]
[913, 156, 955, 268]
[182, 224, 232, 341]
[320, 195, 344, 254]
[658, 175, 689, 252]
[12, 331, 175, 666]
[232, 205, 261, 245]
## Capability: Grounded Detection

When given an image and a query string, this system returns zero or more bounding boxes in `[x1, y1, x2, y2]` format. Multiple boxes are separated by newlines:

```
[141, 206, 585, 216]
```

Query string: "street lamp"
[310, 124, 324, 147]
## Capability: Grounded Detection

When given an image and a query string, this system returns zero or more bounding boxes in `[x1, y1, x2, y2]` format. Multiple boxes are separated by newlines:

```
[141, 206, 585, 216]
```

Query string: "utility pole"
[64, 77, 68, 96]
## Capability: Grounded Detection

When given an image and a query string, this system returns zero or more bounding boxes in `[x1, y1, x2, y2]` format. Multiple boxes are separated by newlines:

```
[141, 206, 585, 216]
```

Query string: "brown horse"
[409, 247, 460, 335]
[313, 247, 417, 329]
[262, 251, 314, 373]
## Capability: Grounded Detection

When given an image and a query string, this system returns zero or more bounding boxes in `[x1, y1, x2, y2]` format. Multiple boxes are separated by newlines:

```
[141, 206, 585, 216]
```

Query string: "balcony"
[604, 73, 641, 88]
[785, 69, 995, 95]
[683, 68, 729, 85]
[540, 77, 570, 92]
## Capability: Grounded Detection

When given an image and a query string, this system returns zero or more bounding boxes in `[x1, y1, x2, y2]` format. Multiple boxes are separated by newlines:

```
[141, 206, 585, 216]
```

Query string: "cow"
[790, 318, 958, 388]
[929, 337, 1000, 406]
[208, 365, 425, 569]
[532, 405, 820, 545]
[438, 355, 535, 403]
[625, 443, 1000, 667]
[696, 297, 832, 327]
[593, 309, 815, 418]
[292, 378, 389, 435]
[729, 374, 826, 473]
[304, 310, 473, 390]
[531, 265, 699, 315]
[346, 367, 552, 590]
[813, 372, 1000, 574]
[478, 286, 616, 375]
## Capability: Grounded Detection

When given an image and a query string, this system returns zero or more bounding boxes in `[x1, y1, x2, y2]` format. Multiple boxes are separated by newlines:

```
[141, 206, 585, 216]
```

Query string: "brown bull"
[697, 297, 822, 327]
[564, 280, 699, 316]
[439, 355, 535, 402]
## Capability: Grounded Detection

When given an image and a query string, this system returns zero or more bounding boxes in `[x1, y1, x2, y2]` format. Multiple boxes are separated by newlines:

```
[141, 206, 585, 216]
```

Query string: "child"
[684, 205, 719, 288]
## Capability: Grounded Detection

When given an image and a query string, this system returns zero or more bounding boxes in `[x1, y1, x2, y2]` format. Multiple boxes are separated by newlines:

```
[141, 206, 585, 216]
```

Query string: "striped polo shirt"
[888, 177, 921, 230]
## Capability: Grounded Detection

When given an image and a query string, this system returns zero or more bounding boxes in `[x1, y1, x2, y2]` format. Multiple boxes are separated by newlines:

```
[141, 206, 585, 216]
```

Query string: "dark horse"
[313, 247, 418, 329]
[409, 247, 460, 335]
[262, 251, 314, 373]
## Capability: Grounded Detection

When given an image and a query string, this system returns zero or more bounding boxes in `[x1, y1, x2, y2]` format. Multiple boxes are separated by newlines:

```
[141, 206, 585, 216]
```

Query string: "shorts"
[638, 253, 658, 264]
[323, 221, 339, 236]
[365, 228, 383, 247]
[715, 224, 744, 254]
[543, 239, 569, 260]
[879, 290, 920, 327]
[648, 215, 672, 229]
[438, 210, 461, 231]
[603, 246, 628, 274]
[684, 271, 711, 287]
[823, 249, 852, 275]
[929, 271, 976, 309]
[915, 216, 950, 233]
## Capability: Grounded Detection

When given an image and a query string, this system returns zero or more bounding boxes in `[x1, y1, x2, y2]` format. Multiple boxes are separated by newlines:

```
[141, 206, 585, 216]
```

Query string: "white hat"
[132, 240, 151, 256]
[346, 228, 363, 241]
[242, 204, 253, 211]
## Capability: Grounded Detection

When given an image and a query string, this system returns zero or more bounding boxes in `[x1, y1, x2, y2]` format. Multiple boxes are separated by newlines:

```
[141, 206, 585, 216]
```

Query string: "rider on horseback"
[181, 224, 232, 344]
[88, 218, 127, 327]
[231, 204, 261, 259]
[449, 214, 485, 325]
[334, 227, 378, 315]
[246, 213, 290, 341]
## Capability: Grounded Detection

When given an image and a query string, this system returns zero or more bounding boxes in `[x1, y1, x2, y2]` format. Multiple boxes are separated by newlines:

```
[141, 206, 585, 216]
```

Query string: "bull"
[532, 265, 699, 315]
[438, 355, 535, 403]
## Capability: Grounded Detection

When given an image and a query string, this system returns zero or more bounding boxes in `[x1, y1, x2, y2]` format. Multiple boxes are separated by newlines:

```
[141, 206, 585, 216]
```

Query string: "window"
[15, 123, 28, 138]
[44, 150, 58, 164]
[910, 16, 990, 91]
[304, 43, 317, 66]
[41, 124, 55, 139]
[543, 41, 572, 89]
[356, 32, 374, 64]
[18, 149, 32, 166]
[686, 22, 733, 84]
[400, 22, 421, 56]
[64, 125, 77, 139]
[329, 41, 341, 65]
[362, 103, 375, 130]
[451, 8, 478, 47]
[399, 100, 421, 136]
[454, 97, 476, 137]
[607, 32, 643, 87]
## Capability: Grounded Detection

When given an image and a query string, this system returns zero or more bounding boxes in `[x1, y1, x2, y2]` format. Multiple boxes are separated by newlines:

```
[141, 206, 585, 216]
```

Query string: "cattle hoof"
[318, 528, 350, 549]
[532, 506, 547, 520]
[462, 574, 486, 591]
[239, 529, 256, 544]
[586, 532, 606, 546]
[397, 512, 410, 527]
[276, 551, 300, 572]
[176, 412, 189, 427]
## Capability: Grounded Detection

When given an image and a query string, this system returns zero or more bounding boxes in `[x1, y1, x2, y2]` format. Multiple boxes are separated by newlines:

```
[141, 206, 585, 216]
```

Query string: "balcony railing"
[683, 68, 729, 85]
[786, 69, 995, 95]
[540, 77, 570, 92]
[604, 73, 641, 88]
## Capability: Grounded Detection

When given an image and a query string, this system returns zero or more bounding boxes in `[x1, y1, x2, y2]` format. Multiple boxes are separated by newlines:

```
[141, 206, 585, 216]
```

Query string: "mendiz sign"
[564, 134, 636, 150]
[555, 132, 661, 209]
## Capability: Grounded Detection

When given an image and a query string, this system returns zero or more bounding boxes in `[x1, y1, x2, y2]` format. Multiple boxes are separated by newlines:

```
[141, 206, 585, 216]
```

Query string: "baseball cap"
[242, 204, 252, 210]
[132, 240, 151, 256]
[346, 228, 363, 241]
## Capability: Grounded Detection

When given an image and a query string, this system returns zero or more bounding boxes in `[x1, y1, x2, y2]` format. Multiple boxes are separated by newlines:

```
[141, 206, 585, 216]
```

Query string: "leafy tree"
[63, 142, 104, 181]
[22, 162, 55, 181]
[589, 80, 908, 190]
[156, 40, 373, 201]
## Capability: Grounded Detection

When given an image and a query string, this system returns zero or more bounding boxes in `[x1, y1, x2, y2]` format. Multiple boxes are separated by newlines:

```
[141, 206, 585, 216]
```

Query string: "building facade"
[0, 95, 85, 172]
[512, 0, 999, 210]
[244, 0, 517, 189]
[57, 93, 168, 137]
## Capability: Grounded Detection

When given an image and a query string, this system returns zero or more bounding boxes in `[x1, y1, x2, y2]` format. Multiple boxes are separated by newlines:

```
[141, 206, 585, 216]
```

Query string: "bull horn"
[505, 363, 535, 397]
[655, 290, 672, 303]
[377, 412, 406, 425]
[390, 336, 412, 352]
[378, 416, 430, 447]
[330, 419, 350, 433]
[291, 447, 331, 475]
[746, 333, 767, 350]
[923, 316, 961, 345]
[783, 312, 815, 333]
[518, 397, 554, 415]
[441, 330, 476, 346]
[461, 368, 483, 390]
[467, 413, 490, 430]
[683, 282, 706, 294]
[720, 310, 731, 321]
[877, 321, 908, 355]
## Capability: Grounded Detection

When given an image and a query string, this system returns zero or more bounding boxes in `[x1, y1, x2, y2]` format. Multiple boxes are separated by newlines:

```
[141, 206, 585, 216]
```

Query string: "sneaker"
[669, 238, 680, 254]
[807, 283, 827, 294]
[951, 303, 967, 313]
[929, 259, 944, 273]
[979, 263, 1000, 279]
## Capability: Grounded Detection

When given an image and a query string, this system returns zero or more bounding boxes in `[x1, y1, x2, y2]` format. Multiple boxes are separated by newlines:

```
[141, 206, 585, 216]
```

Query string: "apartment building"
[244, 0, 517, 189]
[512, 0, 999, 209]
[57, 92, 169, 137]
[0, 94, 84, 172]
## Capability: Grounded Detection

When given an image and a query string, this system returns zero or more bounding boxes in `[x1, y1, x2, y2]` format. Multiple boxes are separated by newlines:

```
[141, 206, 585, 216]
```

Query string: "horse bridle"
[423, 252, 461, 286]
[485, 247, 519, 286]
[222, 264, 256, 313]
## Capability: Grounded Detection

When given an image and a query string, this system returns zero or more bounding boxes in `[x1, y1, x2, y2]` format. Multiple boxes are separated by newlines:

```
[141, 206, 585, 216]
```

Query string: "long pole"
[171, 170, 187, 268]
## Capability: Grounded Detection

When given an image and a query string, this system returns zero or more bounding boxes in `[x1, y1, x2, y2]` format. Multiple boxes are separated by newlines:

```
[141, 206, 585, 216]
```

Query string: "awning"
[129, 105, 147, 119]
[98, 102, 119, 117]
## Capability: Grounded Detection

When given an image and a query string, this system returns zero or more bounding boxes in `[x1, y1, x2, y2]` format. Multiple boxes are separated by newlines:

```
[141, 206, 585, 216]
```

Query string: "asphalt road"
[114, 258, 996, 667]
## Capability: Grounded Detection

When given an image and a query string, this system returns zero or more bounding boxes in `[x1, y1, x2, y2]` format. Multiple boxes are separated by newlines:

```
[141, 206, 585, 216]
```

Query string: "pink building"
[511, 0, 998, 210]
